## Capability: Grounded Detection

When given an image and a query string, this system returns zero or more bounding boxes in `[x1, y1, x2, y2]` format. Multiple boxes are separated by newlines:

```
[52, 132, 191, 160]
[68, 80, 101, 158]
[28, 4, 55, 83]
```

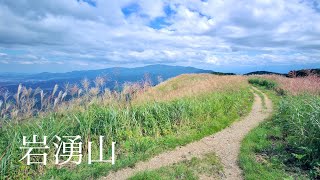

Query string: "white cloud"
[138, 0, 165, 18]
[205, 56, 220, 65]
[0, 0, 319, 73]
[166, 5, 216, 34]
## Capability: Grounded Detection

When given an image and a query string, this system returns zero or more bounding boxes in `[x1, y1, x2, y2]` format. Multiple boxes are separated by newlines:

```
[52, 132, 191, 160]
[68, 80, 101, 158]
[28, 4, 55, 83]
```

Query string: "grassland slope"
[0, 74, 253, 179]
[109, 87, 272, 180]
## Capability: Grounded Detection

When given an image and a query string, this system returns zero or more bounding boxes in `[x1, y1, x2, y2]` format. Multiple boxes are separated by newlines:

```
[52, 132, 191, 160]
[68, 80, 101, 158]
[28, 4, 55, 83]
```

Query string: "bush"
[248, 78, 278, 90]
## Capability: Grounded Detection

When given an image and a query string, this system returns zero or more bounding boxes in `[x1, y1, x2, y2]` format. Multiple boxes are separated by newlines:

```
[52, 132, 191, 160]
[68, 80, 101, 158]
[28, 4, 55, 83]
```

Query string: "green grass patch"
[0, 88, 253, 179]
[248, 78, 278, 90]
[239, 118, 296, 179]
[130, 153, 223, 180]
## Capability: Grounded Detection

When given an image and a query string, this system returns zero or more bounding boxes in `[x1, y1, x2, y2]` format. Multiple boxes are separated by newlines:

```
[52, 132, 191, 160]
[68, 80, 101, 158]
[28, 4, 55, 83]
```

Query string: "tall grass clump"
[275, 95, 320, 178]
[262, 74, 320, 95]
[0, 75, 153, 123]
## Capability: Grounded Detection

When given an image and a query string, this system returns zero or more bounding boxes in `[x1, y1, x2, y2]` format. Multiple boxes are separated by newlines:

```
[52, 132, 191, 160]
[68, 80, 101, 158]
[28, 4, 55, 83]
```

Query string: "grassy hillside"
[240, 76, 320, 179]
[0, 74, 253, 179]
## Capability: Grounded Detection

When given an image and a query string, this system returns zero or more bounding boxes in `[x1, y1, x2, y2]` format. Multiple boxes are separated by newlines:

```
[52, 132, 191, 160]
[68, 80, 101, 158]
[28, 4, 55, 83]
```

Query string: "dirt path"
[103, 88, 273, 180]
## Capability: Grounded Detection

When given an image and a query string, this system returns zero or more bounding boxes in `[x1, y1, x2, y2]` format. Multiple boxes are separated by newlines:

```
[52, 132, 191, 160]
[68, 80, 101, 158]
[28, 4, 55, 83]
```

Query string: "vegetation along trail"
[104, 87, 273, 180]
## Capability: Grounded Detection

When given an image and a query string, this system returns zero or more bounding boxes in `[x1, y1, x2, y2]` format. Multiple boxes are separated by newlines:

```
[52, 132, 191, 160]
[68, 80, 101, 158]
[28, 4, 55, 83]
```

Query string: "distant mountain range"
[0, 65, 219, 92]
[1, 65, 319, 93]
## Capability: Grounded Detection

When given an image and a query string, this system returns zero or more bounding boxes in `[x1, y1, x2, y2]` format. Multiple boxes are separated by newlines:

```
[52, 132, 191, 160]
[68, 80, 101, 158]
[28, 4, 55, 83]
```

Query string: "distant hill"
[244, 71, 285, 76]
[211, 72, 236, 75]
[0, 64, 215, 92]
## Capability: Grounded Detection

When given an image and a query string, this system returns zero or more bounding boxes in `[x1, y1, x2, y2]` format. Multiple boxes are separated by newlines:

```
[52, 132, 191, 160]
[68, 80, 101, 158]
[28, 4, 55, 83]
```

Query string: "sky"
[0, 0, 319, 74]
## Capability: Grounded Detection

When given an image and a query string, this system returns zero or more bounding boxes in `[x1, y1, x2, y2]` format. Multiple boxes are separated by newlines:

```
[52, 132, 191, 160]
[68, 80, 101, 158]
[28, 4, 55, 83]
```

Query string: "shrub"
[248, 78, 278, 90]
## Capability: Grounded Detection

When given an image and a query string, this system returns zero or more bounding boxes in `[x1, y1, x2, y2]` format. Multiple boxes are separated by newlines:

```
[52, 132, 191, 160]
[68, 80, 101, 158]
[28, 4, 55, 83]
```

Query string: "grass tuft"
[130, 153, 223, 180]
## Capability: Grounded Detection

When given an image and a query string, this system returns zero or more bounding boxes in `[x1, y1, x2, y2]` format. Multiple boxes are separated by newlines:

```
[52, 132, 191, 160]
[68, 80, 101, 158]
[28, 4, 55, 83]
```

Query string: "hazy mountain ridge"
[0, 65, 215, 92]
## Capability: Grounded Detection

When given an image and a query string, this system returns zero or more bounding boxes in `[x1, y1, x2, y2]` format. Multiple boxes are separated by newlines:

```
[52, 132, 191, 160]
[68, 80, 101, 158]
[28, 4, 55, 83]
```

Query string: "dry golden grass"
[0, 76, 150, 121]
[0, 74, 249, 121]
[261, 75, 320, 95]
[135, 74, 249, 102]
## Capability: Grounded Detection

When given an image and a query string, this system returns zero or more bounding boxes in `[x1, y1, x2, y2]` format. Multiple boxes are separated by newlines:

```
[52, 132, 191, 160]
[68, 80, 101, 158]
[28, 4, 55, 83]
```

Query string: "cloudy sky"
[0, 0, 319, 74]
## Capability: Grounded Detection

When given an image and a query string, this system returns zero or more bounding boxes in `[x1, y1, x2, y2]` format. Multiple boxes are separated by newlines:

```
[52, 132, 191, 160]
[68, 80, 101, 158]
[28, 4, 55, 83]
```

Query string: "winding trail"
[103, 87, 273, 180]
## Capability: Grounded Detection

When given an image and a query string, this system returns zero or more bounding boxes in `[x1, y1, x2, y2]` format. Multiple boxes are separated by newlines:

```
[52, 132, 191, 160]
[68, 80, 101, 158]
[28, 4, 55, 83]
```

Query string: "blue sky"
[0, 0, 319, 74]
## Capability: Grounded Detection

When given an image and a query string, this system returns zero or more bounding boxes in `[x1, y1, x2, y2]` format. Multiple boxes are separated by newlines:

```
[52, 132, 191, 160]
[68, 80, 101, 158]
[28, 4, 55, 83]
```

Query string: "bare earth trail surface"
[104, 87, 273, 180]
